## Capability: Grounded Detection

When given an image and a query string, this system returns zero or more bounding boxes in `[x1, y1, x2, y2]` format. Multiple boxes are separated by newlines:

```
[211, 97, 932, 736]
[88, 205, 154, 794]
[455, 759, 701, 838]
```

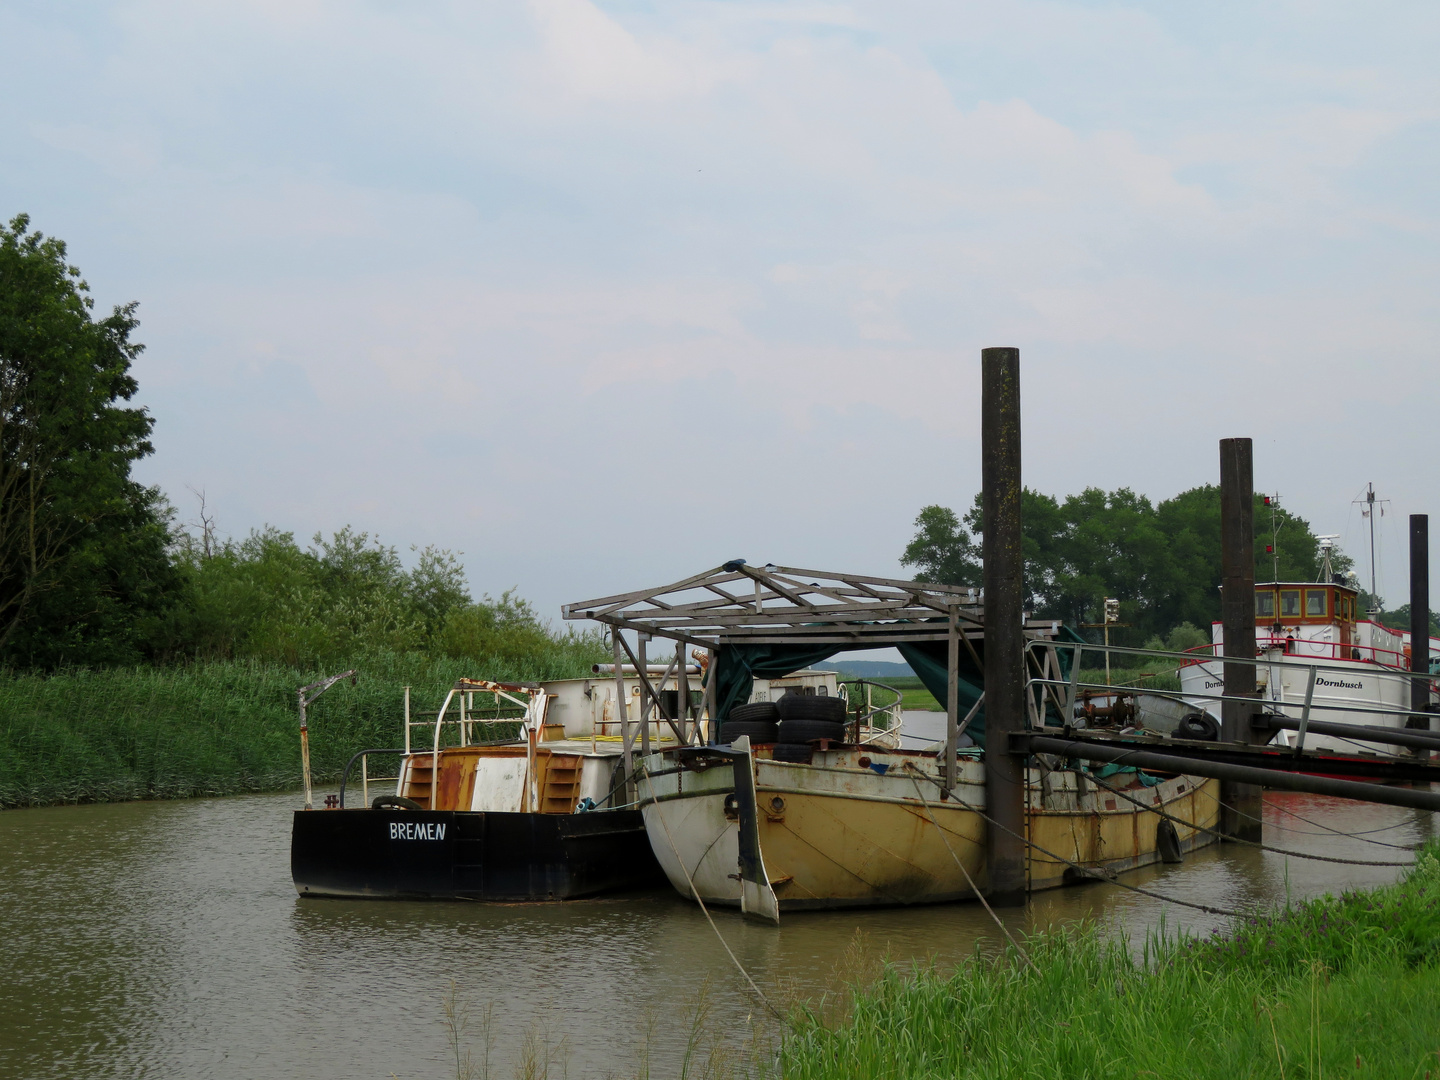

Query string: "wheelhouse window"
[1256, 590, 1276, 618]
[1280, 589, 1301, 618]
[1305, 589, 1328, 618]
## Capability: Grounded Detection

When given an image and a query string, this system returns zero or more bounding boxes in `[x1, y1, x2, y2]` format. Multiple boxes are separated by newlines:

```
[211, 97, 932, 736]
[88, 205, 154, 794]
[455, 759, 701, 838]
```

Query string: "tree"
[904, 483, 1351, 642]
[0, 214, 178, 666]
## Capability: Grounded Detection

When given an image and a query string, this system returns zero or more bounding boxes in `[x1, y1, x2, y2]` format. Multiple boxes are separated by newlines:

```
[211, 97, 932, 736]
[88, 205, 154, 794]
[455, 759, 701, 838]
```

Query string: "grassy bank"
[0, 649, 601, 807]
[776, 844, 1440, 1079]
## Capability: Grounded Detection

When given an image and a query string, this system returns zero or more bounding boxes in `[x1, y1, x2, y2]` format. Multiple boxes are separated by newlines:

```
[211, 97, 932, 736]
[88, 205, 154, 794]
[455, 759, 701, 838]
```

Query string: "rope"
[1083, 771, 1413, 868]
[902, 766, 1038, 973]
[1196, 784, 1423, 851]
[912, 771, 1250, 919]
[636, 763, 790, 1026]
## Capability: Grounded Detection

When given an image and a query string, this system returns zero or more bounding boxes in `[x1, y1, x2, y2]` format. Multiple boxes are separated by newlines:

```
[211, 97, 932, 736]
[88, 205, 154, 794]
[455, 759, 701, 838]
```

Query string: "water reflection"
[0, 776, 1431, 1079]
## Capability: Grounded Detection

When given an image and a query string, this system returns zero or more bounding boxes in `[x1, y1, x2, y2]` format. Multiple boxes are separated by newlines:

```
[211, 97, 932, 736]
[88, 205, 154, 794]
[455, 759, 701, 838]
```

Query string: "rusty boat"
[291, 676, 668, 901]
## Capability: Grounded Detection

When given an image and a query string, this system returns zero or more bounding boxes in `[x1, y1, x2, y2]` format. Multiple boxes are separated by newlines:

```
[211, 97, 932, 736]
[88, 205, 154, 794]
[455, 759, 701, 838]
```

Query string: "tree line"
[0, 214, 598, 672]
[901, 486, 1360, 647]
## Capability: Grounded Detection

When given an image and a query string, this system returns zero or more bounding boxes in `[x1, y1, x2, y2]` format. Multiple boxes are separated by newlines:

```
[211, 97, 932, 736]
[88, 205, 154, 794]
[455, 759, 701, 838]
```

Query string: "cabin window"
[1305, 589, 1328, 618]
[1279, 590, 1301, 618]
[1256, 590, 1276, 618]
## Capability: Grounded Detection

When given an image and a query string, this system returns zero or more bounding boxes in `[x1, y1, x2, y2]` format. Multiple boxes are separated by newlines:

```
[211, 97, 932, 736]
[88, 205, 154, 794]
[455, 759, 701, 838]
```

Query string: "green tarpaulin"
[711, 624, 1086, 749]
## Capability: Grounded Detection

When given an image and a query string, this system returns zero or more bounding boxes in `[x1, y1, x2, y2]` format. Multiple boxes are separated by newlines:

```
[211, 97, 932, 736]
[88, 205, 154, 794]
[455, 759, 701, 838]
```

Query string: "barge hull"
[291, 808, 661, 901]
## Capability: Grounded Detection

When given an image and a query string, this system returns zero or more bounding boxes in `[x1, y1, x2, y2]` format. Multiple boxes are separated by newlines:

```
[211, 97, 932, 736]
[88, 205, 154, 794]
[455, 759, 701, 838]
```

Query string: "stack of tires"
[719, 693, 850, 762]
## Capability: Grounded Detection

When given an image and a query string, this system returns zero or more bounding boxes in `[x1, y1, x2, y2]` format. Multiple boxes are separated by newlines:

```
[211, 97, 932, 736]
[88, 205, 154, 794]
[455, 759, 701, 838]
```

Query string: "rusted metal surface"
[637, 744, 1217, 911]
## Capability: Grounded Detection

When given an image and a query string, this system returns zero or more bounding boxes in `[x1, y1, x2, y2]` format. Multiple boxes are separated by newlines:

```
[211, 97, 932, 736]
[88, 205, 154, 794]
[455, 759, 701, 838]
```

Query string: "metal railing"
[1020, 637, 1437, 754]
[839, 679, 906, 746]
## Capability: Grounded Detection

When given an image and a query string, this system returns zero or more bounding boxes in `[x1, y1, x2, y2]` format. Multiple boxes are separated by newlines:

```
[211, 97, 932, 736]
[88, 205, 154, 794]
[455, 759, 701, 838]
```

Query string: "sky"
[2, 0, 1437, 629]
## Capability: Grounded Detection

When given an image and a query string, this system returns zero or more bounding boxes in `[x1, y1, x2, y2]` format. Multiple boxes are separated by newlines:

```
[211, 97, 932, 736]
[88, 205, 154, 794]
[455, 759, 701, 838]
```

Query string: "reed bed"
[775, 844, 1440, 1079]
[0, 648, 601, 807]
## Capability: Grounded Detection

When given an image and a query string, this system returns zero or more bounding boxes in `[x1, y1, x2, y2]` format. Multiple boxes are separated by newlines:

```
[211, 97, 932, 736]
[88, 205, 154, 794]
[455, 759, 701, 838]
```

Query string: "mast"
[1355, 482, 1388, 615]
[1368, 483, 1377, 605]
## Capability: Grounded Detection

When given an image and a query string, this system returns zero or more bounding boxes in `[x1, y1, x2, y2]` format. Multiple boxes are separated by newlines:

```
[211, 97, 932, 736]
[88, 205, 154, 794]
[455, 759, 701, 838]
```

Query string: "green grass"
[0, 647, 602, 807]
[858, 676, 942, 712]
[775, 844, 1440, 1079]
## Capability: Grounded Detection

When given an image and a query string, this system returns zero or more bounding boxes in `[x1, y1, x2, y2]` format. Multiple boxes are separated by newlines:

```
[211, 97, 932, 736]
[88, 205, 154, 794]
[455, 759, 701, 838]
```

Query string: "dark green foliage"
[903, 485, 1350, 644]
[0, 214, 179, 667]
[0, 645, 607, 807]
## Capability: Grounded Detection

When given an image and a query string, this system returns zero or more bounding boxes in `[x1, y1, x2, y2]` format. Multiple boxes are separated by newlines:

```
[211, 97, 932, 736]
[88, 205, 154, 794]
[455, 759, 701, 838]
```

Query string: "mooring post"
[1219, 437, 1263, 841]
[981, 346, 1027, 906]
[1410, 515, 1432, 738]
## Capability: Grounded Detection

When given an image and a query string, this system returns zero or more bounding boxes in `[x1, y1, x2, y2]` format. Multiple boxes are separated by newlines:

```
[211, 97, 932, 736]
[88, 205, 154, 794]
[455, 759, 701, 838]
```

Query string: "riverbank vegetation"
[774, 843, 1440, 1079]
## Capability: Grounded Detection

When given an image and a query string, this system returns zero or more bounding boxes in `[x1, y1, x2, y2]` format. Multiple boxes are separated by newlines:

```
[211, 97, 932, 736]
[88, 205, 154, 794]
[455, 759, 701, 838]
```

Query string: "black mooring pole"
[1219, 438, 1263, 841]
[981, 347, 1027, 905]
[1411, 515, 1431, 732]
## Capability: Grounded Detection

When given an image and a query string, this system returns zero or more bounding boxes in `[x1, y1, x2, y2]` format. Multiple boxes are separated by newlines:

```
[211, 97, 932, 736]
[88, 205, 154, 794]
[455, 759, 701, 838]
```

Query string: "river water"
[2, 714, 1434, 1080]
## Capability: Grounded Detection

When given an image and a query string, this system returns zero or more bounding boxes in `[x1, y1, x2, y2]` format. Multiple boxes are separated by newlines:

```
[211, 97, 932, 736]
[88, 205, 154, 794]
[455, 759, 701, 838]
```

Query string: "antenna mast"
[1354, 482, 1390, 614]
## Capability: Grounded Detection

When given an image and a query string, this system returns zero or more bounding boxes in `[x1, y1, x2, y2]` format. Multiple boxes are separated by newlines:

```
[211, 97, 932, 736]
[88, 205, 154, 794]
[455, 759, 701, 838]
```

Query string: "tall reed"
[0, 647, 602, 807]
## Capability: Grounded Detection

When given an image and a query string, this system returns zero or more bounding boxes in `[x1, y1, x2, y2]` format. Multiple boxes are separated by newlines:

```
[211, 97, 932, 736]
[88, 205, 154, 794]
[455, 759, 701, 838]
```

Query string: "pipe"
[1020, 734, 1440, 812]
[1254, 713, 1440, 752]
[592, 663, 701, 675]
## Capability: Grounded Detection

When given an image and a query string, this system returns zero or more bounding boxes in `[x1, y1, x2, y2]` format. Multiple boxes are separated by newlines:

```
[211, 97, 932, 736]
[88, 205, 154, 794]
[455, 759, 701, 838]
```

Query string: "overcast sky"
[3, 0, 1437, 626]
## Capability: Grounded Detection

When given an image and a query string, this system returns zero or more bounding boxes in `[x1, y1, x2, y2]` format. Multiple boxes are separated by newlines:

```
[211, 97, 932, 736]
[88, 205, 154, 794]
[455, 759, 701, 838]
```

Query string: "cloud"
[2, 0, 1437, 612]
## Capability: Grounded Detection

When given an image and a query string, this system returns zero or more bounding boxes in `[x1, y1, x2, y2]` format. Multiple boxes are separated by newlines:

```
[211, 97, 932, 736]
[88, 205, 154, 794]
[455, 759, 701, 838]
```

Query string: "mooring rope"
[908, 770, 1250, 919]
[1082, 771, 1414, 868]
[636, 763, 790, 1026]
[1197, 784, 1424, 851]
[902, 766, 1038, 973]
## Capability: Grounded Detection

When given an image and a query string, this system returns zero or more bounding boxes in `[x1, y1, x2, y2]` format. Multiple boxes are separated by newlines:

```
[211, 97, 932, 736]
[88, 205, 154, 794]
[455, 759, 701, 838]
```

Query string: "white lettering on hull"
[389, 821, 446, 840]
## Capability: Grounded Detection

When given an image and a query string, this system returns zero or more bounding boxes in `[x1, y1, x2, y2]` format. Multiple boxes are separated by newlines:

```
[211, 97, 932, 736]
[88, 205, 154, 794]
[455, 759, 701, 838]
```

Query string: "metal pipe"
[1219, 437, 1262, 840]
[1254, 712, 1440, 752]
[981, 346, 1027, 905]
[592, 663, 702, 675]
[1021, 734, 1440, 813]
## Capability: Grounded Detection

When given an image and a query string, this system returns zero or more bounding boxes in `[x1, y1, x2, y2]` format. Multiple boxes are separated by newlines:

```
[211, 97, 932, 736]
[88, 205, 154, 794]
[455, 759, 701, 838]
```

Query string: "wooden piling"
[981, 346, 1027, 906]
[1411, 516, 1431, 728]
[1219, 437, 1263, 841]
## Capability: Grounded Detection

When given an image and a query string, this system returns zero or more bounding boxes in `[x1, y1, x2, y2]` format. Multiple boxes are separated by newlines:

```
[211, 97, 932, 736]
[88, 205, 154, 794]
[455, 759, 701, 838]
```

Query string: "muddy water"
[1, 734, 1434, 1079]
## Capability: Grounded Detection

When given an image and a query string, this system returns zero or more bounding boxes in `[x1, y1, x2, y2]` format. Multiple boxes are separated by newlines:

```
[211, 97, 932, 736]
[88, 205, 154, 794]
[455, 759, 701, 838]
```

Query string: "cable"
[903, 766, 1038, 973]
[1083, 771, 1413, 868]
[1195, 784, 1423, 851]
[910, 770, 1250, 920]
[636, 763, 790, 1027]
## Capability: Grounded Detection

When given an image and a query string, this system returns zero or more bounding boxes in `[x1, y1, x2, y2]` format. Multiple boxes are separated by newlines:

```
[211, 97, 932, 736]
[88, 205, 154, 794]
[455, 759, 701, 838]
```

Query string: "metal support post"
[638, 634, 651, 756]
[1411, 516, 1432, 738]
[677, 641, 691, 744]
[613, 635, 633, 805]
[1219, 437, 1262, 840]
[981, 346, 1027, 906]
[945, 606, 959, 794]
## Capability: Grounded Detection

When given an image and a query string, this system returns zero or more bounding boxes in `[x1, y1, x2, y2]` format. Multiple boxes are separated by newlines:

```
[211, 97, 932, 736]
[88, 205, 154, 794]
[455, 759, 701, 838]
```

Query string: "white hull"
[1179, 651, 1425, 755]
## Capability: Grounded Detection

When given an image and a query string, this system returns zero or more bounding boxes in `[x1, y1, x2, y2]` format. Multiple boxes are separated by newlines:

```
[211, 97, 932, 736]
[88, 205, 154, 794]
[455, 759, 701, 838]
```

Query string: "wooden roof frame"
[563, 561, 1056, 648]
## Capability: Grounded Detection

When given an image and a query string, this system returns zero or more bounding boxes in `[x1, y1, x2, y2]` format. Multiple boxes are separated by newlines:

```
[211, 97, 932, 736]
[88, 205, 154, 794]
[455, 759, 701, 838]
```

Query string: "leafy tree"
[900, 505, 982, 587]
[0, 214, 178, 666]
[904, 483, 1351, 642]
[157, 525, 474, 665]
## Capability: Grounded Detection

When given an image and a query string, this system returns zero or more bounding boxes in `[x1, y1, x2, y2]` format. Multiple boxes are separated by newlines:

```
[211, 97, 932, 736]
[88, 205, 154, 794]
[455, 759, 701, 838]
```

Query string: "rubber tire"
[777, 718, 846, 745]
[1176, 713, 1220, 741]
[372, 794, 424, 810]
[727, 701, 780, 725]
[1156, 818, 1184, 864]
[770, 743, 814, 764]
[720, 720, 779, 744]
[776, 695, 848, 723]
